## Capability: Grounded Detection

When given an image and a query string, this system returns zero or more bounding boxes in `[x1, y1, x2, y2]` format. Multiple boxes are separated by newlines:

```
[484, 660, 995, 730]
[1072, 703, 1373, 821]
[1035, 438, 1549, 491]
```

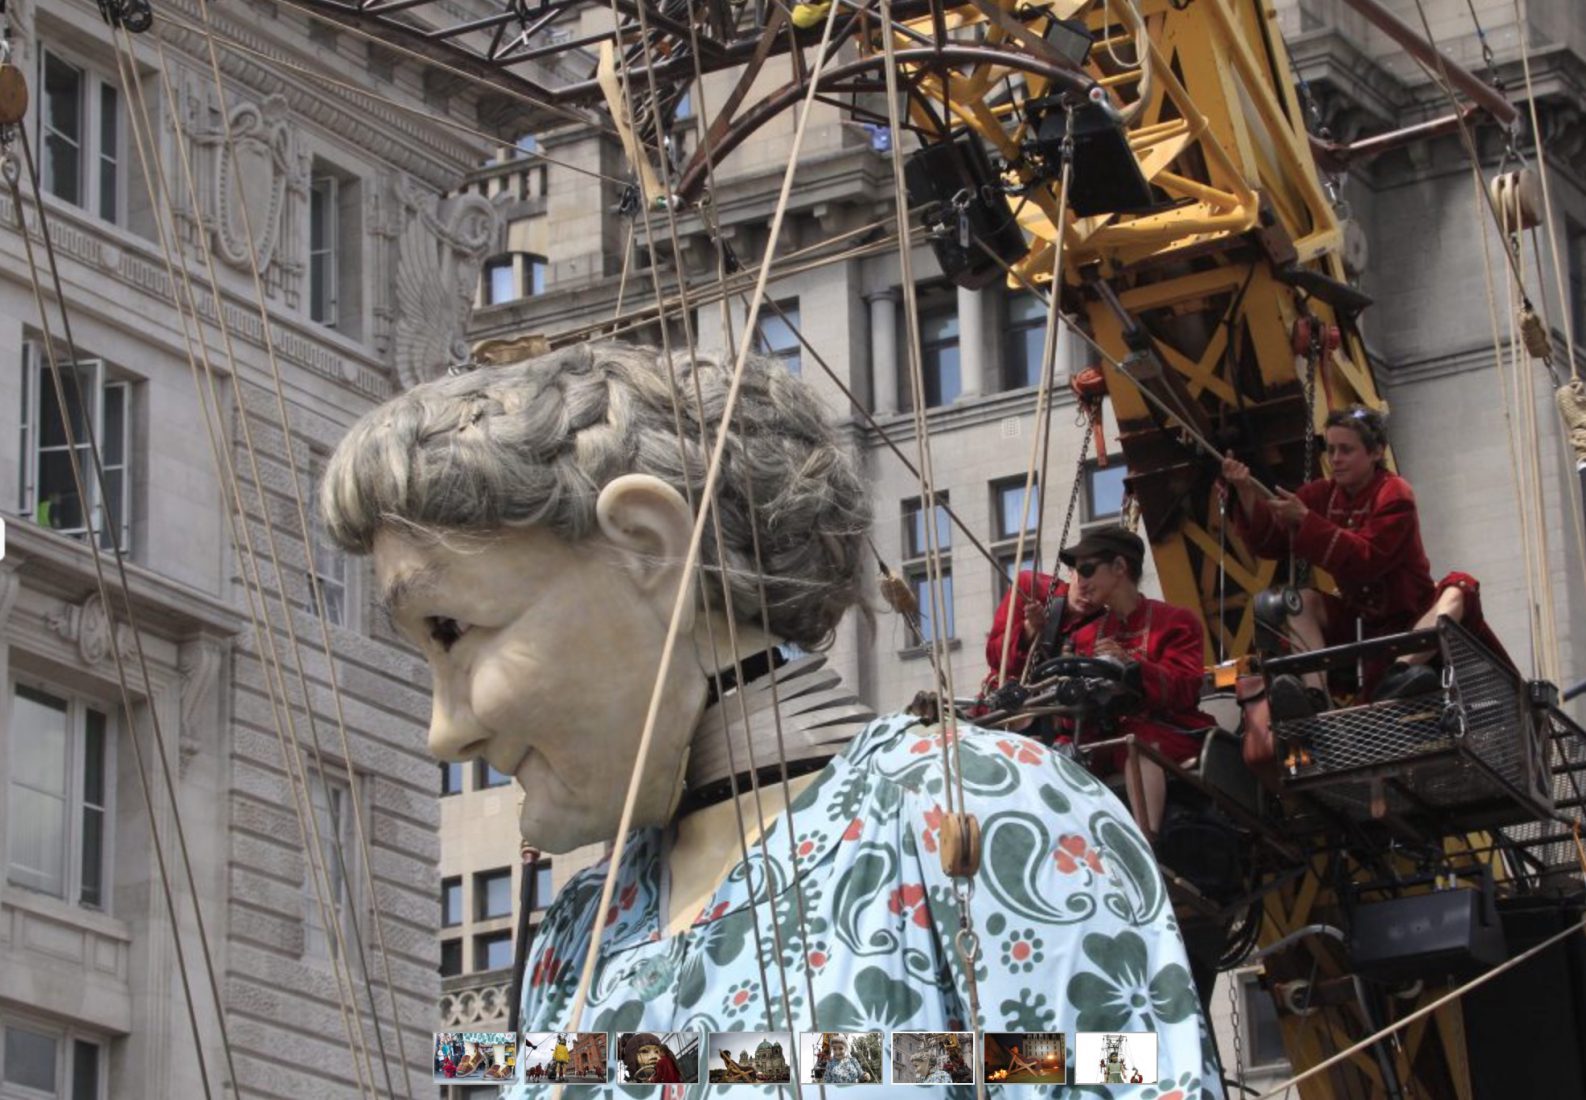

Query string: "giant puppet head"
[319, 343, 870, 852]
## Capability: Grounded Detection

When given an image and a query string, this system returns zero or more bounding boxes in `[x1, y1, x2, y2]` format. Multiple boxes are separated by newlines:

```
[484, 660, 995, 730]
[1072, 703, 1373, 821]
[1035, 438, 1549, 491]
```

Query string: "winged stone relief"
[393, 179, 498, 389]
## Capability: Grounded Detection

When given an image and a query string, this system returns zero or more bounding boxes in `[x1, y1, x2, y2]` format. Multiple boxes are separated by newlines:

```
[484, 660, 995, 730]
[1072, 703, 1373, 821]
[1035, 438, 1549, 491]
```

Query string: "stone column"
[957, 284, 986, 400]
[867, 289, 900, 415]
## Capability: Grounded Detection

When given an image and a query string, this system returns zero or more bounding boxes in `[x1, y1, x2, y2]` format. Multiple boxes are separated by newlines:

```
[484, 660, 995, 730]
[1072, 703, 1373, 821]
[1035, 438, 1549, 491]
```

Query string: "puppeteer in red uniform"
[1226, 405, 1511, 700]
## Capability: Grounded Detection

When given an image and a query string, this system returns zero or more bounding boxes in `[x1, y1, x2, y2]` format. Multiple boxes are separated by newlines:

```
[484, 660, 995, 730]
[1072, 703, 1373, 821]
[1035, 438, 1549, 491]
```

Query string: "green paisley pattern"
[506, 714, 1224, 1099]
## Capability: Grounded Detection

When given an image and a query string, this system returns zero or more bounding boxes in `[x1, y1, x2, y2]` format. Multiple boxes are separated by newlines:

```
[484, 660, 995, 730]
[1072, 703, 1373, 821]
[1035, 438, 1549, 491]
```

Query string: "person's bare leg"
[1138, 760, 1167, 836]
[1400, 587, 1464, 665]
[1291, 589, 1331, 693]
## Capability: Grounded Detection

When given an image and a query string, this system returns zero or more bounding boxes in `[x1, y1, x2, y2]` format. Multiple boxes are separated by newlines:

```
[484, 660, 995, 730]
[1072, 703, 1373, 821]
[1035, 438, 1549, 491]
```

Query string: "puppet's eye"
[426, 616, 468, 651]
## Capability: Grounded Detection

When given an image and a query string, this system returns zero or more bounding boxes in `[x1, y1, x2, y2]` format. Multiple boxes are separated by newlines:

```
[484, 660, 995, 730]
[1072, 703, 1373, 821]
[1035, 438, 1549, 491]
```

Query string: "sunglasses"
[1073, 559, 1109, 578]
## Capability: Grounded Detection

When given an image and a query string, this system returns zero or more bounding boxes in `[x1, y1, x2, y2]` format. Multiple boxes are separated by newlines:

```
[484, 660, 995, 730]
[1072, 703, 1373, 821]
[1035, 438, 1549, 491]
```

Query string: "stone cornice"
[155, 8, 488, 190]
[6, 522, 245, 642]
[0, 192, 395, 404]
[1374, 333, 1586, 386]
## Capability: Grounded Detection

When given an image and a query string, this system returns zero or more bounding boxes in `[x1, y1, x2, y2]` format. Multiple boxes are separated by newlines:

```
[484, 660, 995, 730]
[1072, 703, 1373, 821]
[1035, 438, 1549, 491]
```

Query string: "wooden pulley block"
[1490, 168, 1543, 232]
[938, 811, 981, 878]
[0, 63, 28, 127]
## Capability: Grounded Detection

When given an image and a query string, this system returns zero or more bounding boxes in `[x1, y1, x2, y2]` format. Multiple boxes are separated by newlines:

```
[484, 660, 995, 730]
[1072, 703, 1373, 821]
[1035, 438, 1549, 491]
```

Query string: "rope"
[560, 0, 847, 1037]
[114, 28, 389, 1097]
[995, 126, 1072, 690]
[875, 6, 983, 1087]
[1256, 915, 1586, 1098]
[3, 122, 228, 1100]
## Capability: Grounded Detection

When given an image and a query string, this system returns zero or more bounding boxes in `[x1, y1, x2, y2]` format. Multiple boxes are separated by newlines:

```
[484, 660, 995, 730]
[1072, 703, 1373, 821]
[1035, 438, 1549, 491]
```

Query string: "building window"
[481, 252, 548, 305]
[756, 300, 801, 374]
[39, 49, 121, 224]
[918, 300, 961, 407]
[483, 256, 514, 305]
[440, 761, 464, 796]
[307, 164, 363, 336]
[310, 520, 349, 627]
[303, 772, 357, 961]
[1238, 971, 1290, 1070]
[6, 684, 111, 910]
[475, 760, 511, 789]
[441, 877, 463, 927]
[19, 346, 133, 553]
[308, 174, 338, 326]
[1004, 292, 1048, 390]
[1, 1024, 103, 1100]
[901, 494, 953, 645]
[439, 938, 463, 977]
[1570, 218, 1585, 350]
[476, 868, 513, 921]
[474, 930, 513, 972]
[1082, 456, 1129, 532]
[990, 476, 1040, 601]
[527, 859, 553, 911]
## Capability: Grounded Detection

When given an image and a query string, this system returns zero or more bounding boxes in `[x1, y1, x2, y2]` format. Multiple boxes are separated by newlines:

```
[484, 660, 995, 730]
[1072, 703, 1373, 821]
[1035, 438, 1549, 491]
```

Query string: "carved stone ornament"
[47, 593, 136, 666]
[178, 636, 225, 775]
[0, 557, 24, 631]
[213, 94, 294, 271]
[393, 178, 498, 389]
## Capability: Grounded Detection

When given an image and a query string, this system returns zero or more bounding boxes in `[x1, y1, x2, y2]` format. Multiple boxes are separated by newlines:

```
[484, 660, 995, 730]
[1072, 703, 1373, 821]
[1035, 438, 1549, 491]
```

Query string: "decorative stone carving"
[393, 178, 498, 388]
[46, 593, 136, 666]
[178, 635, 227, 776]
[0, 557, 24, 631]
[211, 94, 295, 271]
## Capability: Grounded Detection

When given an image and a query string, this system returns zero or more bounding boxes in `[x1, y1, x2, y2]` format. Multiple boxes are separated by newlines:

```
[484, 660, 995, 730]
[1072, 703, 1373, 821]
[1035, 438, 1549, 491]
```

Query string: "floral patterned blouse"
[506, 714, 1225, 1099]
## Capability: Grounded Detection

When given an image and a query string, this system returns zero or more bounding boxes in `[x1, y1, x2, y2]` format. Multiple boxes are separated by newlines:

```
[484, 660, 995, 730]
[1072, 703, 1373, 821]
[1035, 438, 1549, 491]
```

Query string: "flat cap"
[1059, 525, 1145, 568]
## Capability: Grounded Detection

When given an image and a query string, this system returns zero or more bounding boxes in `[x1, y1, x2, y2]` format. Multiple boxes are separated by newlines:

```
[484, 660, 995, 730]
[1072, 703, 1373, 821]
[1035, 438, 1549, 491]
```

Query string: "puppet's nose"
[427, 676, 490, 761]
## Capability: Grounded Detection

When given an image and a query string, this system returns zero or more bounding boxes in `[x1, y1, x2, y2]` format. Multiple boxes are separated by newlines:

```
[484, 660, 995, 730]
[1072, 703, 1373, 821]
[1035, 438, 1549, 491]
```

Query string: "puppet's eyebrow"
[380, 563, 444, 616]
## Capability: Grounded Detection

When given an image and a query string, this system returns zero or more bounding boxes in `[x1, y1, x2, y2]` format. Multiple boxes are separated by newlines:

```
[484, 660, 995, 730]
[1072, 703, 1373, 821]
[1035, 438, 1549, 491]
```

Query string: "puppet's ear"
[595, 474, 696, 617]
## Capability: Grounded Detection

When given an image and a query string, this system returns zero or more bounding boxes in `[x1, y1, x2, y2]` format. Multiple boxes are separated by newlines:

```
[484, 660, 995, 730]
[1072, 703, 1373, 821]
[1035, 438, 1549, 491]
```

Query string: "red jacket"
[1070, 597, 1215, 750]
[1234, 468, 1435, 632]
[985, 570, 1064, 677]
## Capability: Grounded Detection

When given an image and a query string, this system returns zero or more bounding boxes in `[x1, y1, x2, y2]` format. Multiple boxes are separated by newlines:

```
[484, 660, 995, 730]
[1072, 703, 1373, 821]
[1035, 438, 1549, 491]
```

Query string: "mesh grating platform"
[1277, 619, 1552, 826]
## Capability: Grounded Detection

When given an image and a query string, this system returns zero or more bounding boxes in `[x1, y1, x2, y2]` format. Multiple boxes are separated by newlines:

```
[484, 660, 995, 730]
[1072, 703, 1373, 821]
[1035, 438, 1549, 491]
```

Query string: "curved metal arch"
[675, 45, 1096, 200]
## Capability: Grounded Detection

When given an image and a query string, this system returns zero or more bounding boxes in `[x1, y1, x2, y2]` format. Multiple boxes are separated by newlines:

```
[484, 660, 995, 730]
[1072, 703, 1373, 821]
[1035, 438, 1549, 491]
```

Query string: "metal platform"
[1276, 619, 1554, 827]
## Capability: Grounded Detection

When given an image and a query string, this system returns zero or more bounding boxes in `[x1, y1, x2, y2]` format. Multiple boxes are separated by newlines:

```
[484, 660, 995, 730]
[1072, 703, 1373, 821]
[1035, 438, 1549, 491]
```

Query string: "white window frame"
[17, 344, 133, 554]
[302, 770, 361, 962]
[1080, 454, 1129, 536]
[901, 494, 953, 647]
[0, 1018, 107, 1100]
[989, 476, 1039, 603]
[4, 680, 116, 913]
[756, 298, 802, 375]
[310, 520, 351, 629]
[36, 45, 124, 226]
[1236, 969, 1291, 1073]
[308, 174, 340, 328]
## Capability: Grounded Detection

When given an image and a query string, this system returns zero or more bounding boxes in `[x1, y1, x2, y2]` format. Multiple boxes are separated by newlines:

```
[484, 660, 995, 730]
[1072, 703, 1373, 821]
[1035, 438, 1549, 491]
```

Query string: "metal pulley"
[0, 47, 27, 127]
[1490, 168, 1543, 232]
[938, 811, 981, 878]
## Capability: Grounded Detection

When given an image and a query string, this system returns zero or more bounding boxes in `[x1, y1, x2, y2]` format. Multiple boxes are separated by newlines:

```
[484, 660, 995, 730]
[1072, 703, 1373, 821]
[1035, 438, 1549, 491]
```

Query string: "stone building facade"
[0, 0, 551, 1096]
[457, 0, 1586, 1084]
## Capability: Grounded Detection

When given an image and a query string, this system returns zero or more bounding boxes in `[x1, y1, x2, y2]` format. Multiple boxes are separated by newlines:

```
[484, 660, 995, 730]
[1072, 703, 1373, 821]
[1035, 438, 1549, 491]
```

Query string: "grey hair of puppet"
[319, 342, 872, 650]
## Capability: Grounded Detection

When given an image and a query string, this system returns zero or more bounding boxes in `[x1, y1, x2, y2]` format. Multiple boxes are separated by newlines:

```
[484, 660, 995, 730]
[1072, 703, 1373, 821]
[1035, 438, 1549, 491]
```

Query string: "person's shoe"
[1374, 662, 1441, 702]
[1268, 674, 1330, 722]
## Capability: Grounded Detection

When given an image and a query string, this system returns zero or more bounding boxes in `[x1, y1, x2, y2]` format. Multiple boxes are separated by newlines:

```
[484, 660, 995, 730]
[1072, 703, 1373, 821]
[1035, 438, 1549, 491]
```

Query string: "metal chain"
[1227, 972, 1247, 1095]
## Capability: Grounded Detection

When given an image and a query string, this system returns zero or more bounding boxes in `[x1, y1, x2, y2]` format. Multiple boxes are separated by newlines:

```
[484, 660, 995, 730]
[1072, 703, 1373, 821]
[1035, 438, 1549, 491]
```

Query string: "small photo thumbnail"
[616, 1031, 701, 1084]
[984, 1032, 1067, 1084]
[433, 1031, 516, 1082]
[1073, 1032, 1158, 1085]
[892, 1031, 976, 1085]
[708, 1031, 795, 1084]
[798, 1031, 883, 1085]
[520, 1032, 608, 1084]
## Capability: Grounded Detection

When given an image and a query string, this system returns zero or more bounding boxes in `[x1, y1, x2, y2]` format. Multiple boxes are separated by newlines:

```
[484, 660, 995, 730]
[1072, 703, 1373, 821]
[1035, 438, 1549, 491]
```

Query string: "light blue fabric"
[506, 713, 1225, 1098]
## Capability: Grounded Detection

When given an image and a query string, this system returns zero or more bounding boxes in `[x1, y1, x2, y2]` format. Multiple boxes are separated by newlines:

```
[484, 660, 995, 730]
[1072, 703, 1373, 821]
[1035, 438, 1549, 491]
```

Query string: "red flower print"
[995, 738, 1045, 766]
[694, 899, 731, 926]
[909, 738, 934, 755]
[732, 988, 750, 1006]
[1158, 1092, 1183, 1100]
[1011, 941, 1031, 961]
[887, 883, 932, 928]
[530, 948, 562, 987]
[921, 804, 945, 854]
[808, 949, 828, 970]
[619, 882, 638, 909]
[843, 817, 863, 842]
[798, 839, 815, 858]
[1053, 833, 1105, 875]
